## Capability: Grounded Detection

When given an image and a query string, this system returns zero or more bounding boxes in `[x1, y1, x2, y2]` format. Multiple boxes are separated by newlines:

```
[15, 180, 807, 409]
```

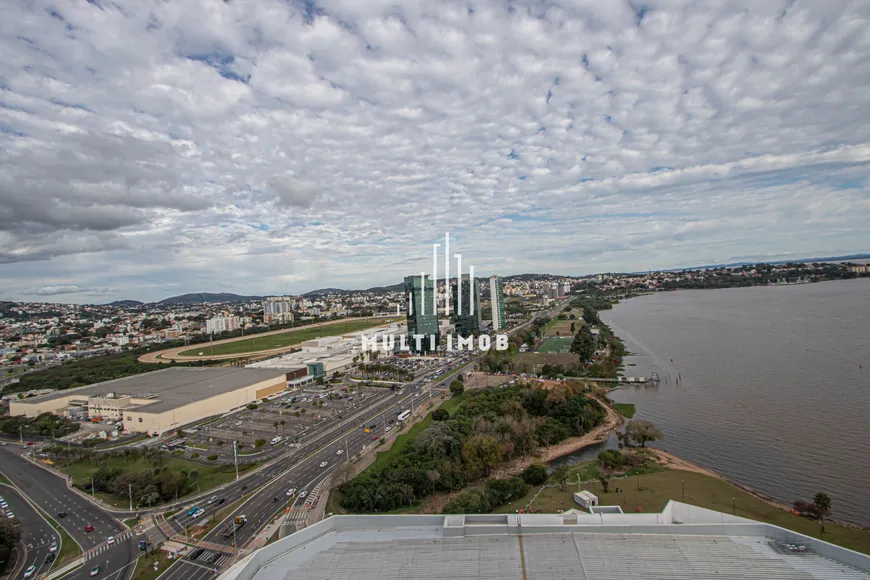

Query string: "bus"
[397, 410, 411, 422]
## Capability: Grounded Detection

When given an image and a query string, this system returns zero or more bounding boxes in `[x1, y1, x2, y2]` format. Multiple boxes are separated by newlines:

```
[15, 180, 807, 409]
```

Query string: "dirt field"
[464, 372, 512, 389]
[544, 320, 575, 337]
[514, 352, 581, 373]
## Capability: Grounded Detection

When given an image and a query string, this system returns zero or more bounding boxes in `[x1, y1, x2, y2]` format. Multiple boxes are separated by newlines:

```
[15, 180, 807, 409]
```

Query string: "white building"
[217, 504, 870, 580]
[206, 315, 241, 335]
[264, 296, 297, 323]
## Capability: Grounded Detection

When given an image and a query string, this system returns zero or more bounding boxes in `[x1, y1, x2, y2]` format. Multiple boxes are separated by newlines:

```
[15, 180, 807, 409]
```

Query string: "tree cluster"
[338, 383, 605, 513]
[443, 477, 528, 513]
[0, 519, 21, 571]
[0, 413, 80, 438]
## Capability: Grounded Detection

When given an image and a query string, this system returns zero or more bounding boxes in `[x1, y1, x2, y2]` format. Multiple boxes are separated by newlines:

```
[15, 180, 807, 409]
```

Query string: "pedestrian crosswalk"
[83, 530, 136, 561]
[195, 540, 234, 554]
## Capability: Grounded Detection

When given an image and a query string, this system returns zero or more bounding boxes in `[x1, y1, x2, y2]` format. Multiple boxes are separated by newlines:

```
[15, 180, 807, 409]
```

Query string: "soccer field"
[537, 337, 573, 353]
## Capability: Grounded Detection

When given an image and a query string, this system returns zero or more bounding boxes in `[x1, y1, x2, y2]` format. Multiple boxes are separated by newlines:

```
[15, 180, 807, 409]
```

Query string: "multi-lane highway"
[0, 449, 137, 580]
[0, 484, 61, 580]
[156, 373, 459, 580]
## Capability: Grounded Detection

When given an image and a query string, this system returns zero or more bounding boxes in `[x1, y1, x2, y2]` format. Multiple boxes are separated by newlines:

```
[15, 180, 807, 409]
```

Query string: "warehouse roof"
[218, 505, 870, 580]
[14, 367, 286, 413]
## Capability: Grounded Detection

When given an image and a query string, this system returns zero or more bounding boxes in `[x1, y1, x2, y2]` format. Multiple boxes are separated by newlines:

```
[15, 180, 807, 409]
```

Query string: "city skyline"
[3, 1, 870, 303]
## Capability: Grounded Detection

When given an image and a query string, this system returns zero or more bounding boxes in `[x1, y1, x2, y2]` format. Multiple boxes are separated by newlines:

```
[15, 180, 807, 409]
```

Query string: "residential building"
[489, 275, 506, 332]
[263, 296, 297, 323]
[206, 315, 241, 335]
[404, 275, 439, 352]
[451, 275, 481, 337]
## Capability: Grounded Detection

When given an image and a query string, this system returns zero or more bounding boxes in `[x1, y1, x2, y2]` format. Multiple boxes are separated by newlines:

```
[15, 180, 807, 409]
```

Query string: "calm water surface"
[597, 278, 870, 525]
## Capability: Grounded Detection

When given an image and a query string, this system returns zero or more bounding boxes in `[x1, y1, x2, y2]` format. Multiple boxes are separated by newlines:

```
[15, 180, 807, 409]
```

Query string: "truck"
[222, 515, 247, 538]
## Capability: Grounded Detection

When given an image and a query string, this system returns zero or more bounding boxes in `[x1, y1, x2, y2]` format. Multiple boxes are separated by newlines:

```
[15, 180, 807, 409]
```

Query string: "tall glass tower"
[452, 275, 481, 337]
[404, 275, 439, 352]
[489, 275, 506, 331]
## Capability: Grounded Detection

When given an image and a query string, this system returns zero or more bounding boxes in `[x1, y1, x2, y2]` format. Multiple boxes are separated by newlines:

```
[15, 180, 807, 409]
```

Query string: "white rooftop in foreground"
[219, 502, 870, 580]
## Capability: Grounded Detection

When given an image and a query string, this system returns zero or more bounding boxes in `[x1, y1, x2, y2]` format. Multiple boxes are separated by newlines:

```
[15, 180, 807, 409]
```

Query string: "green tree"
[0, 519, 21, 570]
[462, 435, 502, 477]
[570, 326, 595, 363]
[521, 464, 548, 486]
[246, 403, 258, 412]
[622, 420, 663, 448]
[432, 409, 450, 421]
[814, 492, 832, 533]
[254, 439, 267, 448]
[449, 380, 465, 396]
[552, 465, 570, 490]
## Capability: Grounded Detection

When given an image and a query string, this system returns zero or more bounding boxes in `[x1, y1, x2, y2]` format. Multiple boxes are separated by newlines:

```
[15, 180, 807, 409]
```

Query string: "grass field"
[612, 403, 636, 418]
[493, 464, 870, 555]
[57, 456, 241, 508]
[537, 337, 574, 353]
[543, 320, 575, 337]
[0, 472, 10, 485]
[132, 551, 172, 580]
[178, 317, 399, 357]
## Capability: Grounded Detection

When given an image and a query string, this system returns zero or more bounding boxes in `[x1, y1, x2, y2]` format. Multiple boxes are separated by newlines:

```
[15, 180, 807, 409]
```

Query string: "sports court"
[537, 337, 573, 353]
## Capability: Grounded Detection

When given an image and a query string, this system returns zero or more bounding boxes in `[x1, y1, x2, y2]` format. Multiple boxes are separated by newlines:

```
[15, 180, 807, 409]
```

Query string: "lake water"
[594, 278, 870, 525]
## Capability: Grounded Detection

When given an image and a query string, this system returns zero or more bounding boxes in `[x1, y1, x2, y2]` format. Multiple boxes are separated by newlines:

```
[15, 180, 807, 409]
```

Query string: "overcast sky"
[2, 0, 869, 303]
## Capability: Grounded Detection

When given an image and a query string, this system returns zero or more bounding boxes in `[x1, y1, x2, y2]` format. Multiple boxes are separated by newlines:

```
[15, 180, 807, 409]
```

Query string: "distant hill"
[106, 300, 144, 307]
[158, 293, 262, 305]
[302, 288, 349, 297]
[365, 282, 404, 293]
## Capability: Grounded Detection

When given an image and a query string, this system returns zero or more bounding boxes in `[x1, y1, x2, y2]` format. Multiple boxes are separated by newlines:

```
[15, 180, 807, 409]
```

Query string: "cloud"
[268, 177, 321, 208]
[28, 285, 115, 297]
[1, 0, 869, 301]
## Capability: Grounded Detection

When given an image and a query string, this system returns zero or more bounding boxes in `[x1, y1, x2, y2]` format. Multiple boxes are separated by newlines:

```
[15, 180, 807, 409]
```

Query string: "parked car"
[107, 536, 115, 545]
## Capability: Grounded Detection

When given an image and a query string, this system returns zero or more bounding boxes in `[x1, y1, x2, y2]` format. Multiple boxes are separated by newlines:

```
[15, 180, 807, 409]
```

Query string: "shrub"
[207, 454, 218, 461]
[598, 450, 626, 469]
[432, 409, 450, 421]
[485, 477, 527, 505]
[191, 453, 200, 459]
[254, 439, 266, 448]
[521, 464, 548, 486]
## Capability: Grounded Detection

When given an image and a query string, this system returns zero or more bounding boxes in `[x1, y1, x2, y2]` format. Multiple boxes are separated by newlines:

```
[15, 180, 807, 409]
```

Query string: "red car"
[370, 435, 379, 441]
[85, 525, 94, 533]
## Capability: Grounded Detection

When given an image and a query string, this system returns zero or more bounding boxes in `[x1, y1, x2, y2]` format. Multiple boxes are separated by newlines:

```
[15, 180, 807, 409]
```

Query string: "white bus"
[397, 410, 411, 422]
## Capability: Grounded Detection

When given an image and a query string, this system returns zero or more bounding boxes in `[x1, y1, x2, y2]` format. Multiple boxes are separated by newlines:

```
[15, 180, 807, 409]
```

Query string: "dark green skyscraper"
[404, 275, 439, 352]
[452, 275, 481, 337]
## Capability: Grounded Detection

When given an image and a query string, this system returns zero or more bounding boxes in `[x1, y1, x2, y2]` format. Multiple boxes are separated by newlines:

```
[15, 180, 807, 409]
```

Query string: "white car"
[192, 509, 205, 519]
[107, 536, 115, 545]
[336, 449, 343, 455]
[207, 496, 218, 504]
[299, 491, 307, 499]
[385, 426, 392, 433]
[286, 488, 296, 497]
[49, 543, 58, 553]
[319, 461, 328, 468]
[24, 566, 36, 578]
[235, 421, 243, 426]
[0, 502, 7, 509]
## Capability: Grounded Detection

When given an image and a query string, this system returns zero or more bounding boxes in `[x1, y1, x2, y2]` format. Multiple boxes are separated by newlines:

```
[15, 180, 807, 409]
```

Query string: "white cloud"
[1, 0, 870, 302]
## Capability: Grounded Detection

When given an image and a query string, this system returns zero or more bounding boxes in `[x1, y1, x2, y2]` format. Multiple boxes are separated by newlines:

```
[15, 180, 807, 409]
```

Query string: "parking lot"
[165, 386, 393, 464]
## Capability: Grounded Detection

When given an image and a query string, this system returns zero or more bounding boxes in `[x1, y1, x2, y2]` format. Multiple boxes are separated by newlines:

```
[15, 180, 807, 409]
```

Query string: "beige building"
[9, 368, 290, 436]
